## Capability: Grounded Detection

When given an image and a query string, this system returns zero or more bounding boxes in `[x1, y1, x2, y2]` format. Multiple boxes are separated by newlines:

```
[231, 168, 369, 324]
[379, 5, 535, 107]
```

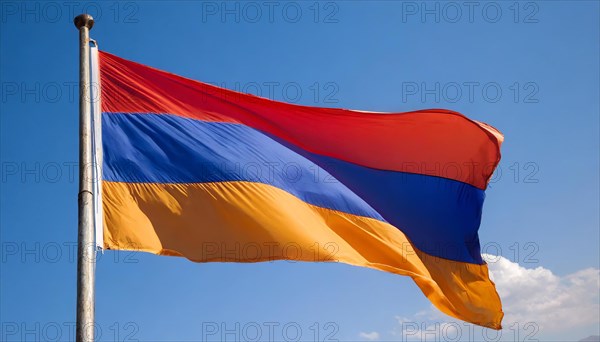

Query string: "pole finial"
[74, 14, 94, 30]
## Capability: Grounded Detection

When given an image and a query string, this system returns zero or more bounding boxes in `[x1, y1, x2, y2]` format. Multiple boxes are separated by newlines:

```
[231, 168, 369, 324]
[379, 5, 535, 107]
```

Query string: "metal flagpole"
[74, 13, 96, 342]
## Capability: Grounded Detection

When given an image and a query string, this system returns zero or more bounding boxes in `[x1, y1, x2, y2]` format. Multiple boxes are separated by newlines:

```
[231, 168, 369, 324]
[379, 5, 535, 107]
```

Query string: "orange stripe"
[102, 180, 503, 328]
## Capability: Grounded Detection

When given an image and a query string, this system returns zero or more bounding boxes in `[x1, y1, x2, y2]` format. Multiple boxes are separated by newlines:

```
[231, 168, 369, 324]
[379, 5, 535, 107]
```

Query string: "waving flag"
[98, 51, 504, 328]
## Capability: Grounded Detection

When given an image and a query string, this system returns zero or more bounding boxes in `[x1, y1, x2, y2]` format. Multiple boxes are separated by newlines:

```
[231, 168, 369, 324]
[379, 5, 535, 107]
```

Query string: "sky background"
[1, 1, 599, 341]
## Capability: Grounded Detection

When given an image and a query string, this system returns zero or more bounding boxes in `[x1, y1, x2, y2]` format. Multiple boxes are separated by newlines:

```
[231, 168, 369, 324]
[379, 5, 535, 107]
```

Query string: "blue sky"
[1, 1, 599, 341]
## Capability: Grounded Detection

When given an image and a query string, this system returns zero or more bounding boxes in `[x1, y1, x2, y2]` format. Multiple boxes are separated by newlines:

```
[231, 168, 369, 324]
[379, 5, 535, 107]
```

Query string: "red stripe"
[99, 50, 503, 189]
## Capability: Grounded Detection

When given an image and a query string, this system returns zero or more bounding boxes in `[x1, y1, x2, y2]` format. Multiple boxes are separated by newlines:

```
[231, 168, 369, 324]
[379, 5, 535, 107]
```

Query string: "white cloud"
[392, 256, 600, 340]
[483, 254, 600, 332]
[359, 331, 380, 340]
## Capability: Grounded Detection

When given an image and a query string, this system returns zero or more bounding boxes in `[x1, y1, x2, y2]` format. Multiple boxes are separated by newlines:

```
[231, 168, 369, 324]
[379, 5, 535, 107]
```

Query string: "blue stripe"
[103, 112, 485, 264]
[102, 113, 384, 220]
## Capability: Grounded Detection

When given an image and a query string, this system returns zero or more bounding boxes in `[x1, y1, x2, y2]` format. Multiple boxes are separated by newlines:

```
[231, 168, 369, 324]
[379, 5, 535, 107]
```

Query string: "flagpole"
[74, 13, 96, 342]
